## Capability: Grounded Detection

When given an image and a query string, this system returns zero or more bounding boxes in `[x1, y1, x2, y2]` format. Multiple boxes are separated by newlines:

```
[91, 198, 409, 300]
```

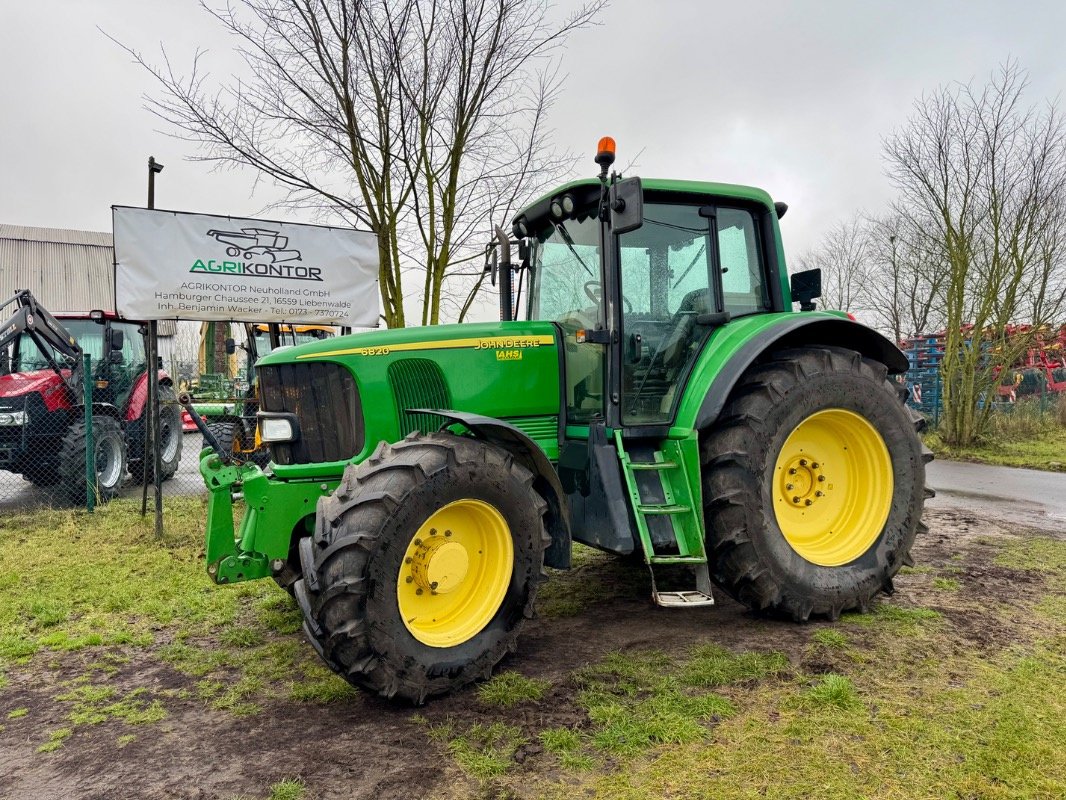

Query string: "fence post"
[83, 353, 95, 514]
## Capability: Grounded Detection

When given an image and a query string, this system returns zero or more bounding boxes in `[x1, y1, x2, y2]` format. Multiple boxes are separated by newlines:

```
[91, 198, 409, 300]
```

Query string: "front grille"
[387, 358, 450, 437]
[257, 362, 362, 465]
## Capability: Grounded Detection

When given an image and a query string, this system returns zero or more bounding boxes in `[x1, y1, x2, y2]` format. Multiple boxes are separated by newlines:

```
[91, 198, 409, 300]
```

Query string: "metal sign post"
[139, 157, 165, 536]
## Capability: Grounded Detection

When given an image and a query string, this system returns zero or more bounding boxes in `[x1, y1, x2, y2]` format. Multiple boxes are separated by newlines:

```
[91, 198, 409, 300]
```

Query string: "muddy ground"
[0, 505, 1060, 800]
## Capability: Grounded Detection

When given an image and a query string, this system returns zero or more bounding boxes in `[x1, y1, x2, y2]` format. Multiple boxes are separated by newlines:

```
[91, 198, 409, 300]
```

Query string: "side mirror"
[609, 177, 643, 234]
[790, 268, 822, 312]
[109, 329, 124, 351]
[225, 337, 237, 355]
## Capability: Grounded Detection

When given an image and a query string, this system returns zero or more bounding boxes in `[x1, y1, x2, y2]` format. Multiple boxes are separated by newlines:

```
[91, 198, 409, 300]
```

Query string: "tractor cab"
[517, 173, 782, 429]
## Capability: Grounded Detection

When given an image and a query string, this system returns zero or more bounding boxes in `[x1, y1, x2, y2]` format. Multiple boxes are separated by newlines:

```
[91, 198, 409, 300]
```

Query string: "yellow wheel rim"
[397, 499, 513, 648]
[772, 408, 893, 566]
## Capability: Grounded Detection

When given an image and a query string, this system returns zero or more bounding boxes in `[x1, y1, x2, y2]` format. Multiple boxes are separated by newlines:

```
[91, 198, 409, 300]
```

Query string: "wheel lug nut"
[786, 483, 794, 491]
[414, 538, 422, 546]
[799, 459, 807, 467]
[405, 557, 412, 564]
[445, 530, 452, 537]
[416, 588, 423, 595]
[792, 496, 800, 504]
[811, 462, 819, 469]
[818, 475, 826, 482]
[405, 576, 413, 583]
[429, 528, 437, 536]
[430, 581, 438, 589]
[789, 468, 797, 475]
[805, 499, 812, 506]
[816, 491, 824, 497]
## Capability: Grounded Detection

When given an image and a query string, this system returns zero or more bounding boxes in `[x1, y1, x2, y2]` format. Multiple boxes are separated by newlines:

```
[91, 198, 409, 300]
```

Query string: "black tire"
[130, 385, 183, 484]
[206, 420, 243, 457]
[293, 431, 550, 704]
[701, 346, 930, 621]
[206, 420, 271, 468]
[58, 414, 127, 504]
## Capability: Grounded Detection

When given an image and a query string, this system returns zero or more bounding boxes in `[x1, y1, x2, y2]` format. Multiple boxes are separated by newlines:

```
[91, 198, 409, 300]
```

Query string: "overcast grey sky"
[2, 0, 1064, 266]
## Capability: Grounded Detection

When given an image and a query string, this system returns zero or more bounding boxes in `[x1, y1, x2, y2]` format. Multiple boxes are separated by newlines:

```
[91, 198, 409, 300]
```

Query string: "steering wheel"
[583, 280, 633, 312]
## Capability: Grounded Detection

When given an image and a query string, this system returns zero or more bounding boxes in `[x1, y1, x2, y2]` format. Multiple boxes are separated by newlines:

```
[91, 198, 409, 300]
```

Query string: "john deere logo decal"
[189, 227, 323, 281]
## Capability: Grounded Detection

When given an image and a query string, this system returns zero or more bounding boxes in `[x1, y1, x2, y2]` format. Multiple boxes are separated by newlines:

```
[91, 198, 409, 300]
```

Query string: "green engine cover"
[270, 319, 563, 463]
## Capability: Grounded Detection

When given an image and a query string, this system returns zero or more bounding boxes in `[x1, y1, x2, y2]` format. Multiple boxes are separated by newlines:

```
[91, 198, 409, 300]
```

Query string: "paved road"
[0, 432, 206, 511]
[927, 459, 1066, 532]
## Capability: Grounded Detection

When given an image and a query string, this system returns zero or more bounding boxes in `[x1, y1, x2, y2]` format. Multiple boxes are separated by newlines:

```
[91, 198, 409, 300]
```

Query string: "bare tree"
[794, 215, 871, 314]
[861, 212, 948, 341]
[114, 0, 602, 328]
[884, 61, 1066, 445]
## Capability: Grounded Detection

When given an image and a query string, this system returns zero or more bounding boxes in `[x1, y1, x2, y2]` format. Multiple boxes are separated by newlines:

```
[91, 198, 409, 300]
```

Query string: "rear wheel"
[59, 415, 127, 504]
[130, 385, 183, 484]
[701, 346, 930, 621]
[293, 432, 549, 703]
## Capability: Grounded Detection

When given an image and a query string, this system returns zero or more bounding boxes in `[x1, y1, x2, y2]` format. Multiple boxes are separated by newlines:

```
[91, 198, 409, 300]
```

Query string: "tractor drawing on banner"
[192, 139, 931, 703]
[207, 227, 302, 264]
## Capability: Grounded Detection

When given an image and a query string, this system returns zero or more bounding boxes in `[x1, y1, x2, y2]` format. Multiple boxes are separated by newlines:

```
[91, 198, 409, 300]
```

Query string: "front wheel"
[293, 432, 549, 703]
[59, 415, 127, 504]
[701, 346, 929, 621]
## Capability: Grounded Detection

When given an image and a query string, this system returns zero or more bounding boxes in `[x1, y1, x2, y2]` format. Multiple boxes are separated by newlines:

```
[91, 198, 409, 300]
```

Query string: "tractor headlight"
[0, 411, 24, 426]
[258, 414, 298, 443]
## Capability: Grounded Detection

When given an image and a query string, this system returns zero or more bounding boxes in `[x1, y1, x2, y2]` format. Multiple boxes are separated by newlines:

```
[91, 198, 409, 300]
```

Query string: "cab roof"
[514, 177, 777, 227]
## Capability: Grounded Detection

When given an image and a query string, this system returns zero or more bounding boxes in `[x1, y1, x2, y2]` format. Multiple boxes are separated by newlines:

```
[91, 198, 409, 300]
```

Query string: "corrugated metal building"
[0, 223, 176, 344]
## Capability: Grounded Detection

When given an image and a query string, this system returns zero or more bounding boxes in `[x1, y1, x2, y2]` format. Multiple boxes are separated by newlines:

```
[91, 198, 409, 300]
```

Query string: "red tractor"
[0, 290, 182, 502]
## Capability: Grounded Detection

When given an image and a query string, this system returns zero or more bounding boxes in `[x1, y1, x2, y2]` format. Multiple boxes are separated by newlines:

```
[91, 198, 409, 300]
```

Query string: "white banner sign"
[113, 207, 379, 326]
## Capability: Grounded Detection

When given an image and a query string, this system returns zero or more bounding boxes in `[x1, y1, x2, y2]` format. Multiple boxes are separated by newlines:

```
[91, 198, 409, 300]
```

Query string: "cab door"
[617, 203, 771, 426]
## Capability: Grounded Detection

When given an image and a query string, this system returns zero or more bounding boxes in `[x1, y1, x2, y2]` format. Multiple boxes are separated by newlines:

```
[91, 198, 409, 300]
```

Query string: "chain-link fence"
[0, 351, 206, 513]
[0, 321, 246, 512]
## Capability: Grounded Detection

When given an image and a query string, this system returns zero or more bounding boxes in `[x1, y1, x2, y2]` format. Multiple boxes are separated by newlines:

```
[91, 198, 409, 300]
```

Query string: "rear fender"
[415, 409, 572, 569]
[90, 402, 123, 422]
[125, 370, 173, 421]
[689, 315, 909, 430]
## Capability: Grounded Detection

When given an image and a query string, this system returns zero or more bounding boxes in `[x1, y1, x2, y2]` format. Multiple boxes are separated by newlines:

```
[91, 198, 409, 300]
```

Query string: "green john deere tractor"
[197, 139, 930, 703]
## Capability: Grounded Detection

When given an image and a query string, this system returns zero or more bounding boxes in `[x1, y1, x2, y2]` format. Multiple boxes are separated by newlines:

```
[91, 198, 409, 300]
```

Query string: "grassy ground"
[0, 499, 1063, 798]
[924, 397, 1066, 471]
[925, 427, 1066, 471]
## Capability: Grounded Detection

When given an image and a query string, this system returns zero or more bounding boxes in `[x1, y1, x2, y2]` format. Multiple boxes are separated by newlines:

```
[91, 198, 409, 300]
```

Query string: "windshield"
[527, 211, 604, 421]
[11, 319, 104, 373]
[527, 214, 601, 323]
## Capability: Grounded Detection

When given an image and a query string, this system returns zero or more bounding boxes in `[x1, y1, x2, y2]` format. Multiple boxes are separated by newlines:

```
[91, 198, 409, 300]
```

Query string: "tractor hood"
[0, 368, 69, 399]
[255, 320, 563, 472]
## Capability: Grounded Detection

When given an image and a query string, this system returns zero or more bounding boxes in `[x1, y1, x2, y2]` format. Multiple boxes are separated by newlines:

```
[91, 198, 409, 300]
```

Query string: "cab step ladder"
[614, 430, 714, 608]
